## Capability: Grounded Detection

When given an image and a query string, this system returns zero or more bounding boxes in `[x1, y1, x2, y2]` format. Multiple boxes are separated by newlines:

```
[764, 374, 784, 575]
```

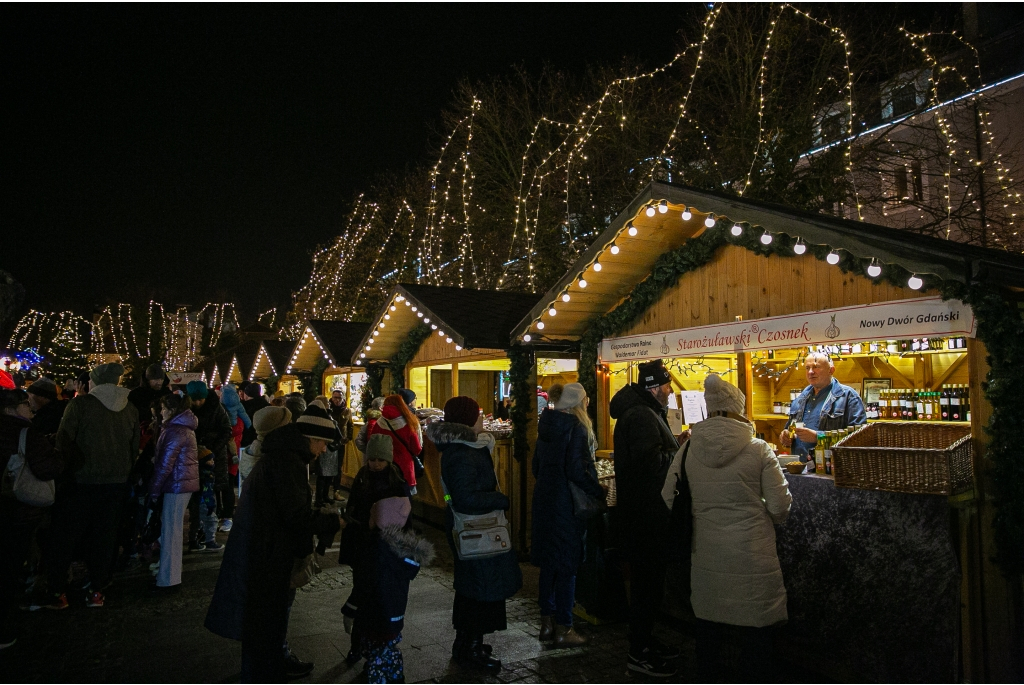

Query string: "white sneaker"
[219, 519, 233, 533]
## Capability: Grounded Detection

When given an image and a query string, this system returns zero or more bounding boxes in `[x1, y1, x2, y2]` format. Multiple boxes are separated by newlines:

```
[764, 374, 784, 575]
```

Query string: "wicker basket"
[832, 422, 973, 495]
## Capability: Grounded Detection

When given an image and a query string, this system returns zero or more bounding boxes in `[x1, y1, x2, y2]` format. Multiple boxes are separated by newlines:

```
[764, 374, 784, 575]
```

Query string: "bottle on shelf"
[962, 384, 971, 422]
[892, 390, 903, 420]
[877, 390, 888, 421]
[950, 384, 962, 421]
[813, 432, 826, 474]
[824, 430, 836, 475]
[914, 390, 924, 421]
[939, 384, 950, 421]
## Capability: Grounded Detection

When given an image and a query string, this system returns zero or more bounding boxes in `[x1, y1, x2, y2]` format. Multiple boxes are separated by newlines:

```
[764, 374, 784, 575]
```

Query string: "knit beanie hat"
[366, 433, 394, 463]
[296, 403, 341, 441]
[398, 388, 416, 407]
[554, 382, 586, 410]
[145, 364, 166, 381]
[443, 395, 480, 427]
[252, 405, 292, 438]
[186, 380, 209, 400]
[90, 363, 124, 386]
[245, 382, 263, 398]
[369, 496, 411, 529]
[638, 359, 671, 390]
[703, 373, 746, 416]
[0, 388, 29, 408]
[27, 377, 59, 401]
[285, 396, 306, 420]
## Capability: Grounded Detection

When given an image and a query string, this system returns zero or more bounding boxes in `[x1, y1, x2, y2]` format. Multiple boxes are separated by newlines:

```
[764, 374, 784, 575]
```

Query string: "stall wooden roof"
[286, 321, 370, 373]
[354, 284, 539, 365]
[249, 340, 295, 381]
[513, 180, 1024, 343]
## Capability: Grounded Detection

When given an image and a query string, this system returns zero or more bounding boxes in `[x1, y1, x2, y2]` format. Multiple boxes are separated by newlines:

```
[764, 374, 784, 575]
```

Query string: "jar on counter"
[773, 401, 783, 414]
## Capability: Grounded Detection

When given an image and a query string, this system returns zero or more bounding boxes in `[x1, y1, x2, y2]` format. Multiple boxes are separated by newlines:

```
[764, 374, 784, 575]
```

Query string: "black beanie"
[638, 359, 671, 390]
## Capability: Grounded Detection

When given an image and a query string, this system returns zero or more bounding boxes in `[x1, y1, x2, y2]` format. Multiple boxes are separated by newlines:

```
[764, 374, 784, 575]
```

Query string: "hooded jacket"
[369, 405, 421, 488]
[220, 384, 252, 430]
[686, 415, 792, 627]
[149, 410, 200, 496]
[193, 390, 233, 487]
[338, 462, 410, 566]
[56, 384, 139, 485]
[530, 409, 605, 574]
[426, 420, 522, 602]
[609, 383, 678, 552]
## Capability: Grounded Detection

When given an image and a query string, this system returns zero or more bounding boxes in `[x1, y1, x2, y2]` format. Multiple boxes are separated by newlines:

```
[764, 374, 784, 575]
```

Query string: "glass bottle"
[962, 385, 971, 422]
[939, 384, 950, 421]
[950, 384, 962, 421]
[814, 432, 826, 474]
[877, 390, 887, 420]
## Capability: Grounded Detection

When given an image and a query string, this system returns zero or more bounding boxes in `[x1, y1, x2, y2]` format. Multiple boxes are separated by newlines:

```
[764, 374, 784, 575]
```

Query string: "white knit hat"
[554, 382, 587, 410]
[703, 374, 745, 416]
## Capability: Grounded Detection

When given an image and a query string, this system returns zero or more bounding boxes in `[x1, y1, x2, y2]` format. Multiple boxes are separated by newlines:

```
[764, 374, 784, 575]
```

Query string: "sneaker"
[28, 592, 68, 611]
[627, 648, 677, 678]
[283, 652, 314, 679]
[188, 539, 206, 553]
[219, 519, 233, 533]
[86, 591, 105, 608]
[649, 639, 681, 661]
[199, 541, 224, 552]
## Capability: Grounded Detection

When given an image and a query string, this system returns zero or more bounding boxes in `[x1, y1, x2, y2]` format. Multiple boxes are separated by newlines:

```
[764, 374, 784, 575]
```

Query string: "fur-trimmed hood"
[425, 421, 494, 453]
[379, 525, 436, 566]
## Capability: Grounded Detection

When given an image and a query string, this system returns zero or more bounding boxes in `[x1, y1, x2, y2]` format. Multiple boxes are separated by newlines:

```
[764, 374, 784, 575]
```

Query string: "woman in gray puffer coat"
[686, 373, 792, 682]
[149, 394, 199, 590]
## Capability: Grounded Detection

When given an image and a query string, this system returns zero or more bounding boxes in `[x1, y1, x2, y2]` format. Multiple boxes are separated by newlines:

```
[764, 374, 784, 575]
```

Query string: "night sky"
[3, 3, 697, 321]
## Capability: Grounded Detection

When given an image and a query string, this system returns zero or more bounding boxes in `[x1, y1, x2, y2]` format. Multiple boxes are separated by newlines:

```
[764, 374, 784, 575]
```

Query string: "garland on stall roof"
[507, 344, 534, 463]
[388, 323, 432, 393]
[360, 363, 386, 419]
[576, 217, 1023, 574]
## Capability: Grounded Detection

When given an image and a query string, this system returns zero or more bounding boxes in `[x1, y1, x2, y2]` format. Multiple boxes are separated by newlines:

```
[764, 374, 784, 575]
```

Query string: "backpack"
[3, 427, 56, 507]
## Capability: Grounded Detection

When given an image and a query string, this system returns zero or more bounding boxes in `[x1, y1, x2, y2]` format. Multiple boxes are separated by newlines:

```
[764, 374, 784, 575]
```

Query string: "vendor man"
[781, 351, 867, 461]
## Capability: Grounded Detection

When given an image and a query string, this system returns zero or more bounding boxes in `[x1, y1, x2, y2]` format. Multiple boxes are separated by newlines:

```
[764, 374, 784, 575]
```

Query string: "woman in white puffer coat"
[686, 373, 792, 682]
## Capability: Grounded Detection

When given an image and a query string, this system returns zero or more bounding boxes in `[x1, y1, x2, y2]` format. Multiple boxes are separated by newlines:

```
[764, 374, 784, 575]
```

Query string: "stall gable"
[410, 333, 505, 366]
[617, 244, 929, 337]
[249, 345, 276, 381]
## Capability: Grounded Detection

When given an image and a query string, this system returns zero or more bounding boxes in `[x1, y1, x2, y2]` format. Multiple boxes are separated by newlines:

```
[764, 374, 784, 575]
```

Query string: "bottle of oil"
[877, 390, 888, 421]
[814, 432, 826, 474]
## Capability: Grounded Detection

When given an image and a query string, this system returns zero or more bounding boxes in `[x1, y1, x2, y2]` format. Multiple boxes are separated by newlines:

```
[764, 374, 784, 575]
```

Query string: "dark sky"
[3, 3, 699, 321]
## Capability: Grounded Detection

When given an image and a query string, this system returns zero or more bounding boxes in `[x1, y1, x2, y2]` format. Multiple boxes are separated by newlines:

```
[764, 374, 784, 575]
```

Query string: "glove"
[343, 615, 354, 635]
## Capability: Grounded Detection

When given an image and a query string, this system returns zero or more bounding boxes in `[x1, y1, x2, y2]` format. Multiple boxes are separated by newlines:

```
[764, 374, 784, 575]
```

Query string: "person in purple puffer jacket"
[149, 393, 199, 592]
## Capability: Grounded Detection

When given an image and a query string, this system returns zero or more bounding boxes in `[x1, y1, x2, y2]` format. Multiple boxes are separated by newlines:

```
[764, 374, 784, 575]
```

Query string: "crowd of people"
[1, 350, 862, 682]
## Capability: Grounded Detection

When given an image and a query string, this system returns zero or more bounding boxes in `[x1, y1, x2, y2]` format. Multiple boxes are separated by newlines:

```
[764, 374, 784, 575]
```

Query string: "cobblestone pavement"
[2, 520, 823, 684]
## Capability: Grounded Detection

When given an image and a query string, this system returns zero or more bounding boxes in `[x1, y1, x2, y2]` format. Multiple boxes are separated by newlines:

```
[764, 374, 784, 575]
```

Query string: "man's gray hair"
[805, 351, 834, 368]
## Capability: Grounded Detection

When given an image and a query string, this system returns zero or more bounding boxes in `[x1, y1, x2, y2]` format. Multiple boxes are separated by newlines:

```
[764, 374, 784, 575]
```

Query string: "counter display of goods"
[413, 407, 445, 426]
[483, 417, 513, 439]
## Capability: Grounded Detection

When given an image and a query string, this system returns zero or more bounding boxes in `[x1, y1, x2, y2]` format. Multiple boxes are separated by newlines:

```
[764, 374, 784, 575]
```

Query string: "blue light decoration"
[16, 347, 43, 368]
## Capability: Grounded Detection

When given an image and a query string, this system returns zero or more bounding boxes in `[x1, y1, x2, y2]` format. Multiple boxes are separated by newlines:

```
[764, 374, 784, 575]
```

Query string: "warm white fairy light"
[561, 293, 570, 302]
[578, 278, 587, 288]
[682, 208, 692, 221]
[826, 251, 841, 265]
[645, 205, 656, 217]
[627, 221, 638, 236]
[705, 215, 716, 228]
[908, 274, 923, 289]
[730, 223, 742, 236]
[658, 200, 668, 214]
[548, 307, 557, 316]
[610, 243, 620, 254]
[867, 260, 882, 278]
[760, 232, 773, 245]
[593, 262, 602, 272]
[793, 240, 807, 255]
[523, 334, 532, 342]
[536, 321, 545, 330]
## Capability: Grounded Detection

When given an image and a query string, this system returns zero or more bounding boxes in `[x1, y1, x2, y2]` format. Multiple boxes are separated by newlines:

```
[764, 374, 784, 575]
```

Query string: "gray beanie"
[366, 434, 394, 463]
[703, 373, 745, 416]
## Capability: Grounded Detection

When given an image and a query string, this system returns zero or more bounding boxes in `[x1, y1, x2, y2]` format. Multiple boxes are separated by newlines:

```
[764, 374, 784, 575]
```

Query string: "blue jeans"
[538, 568, 576, 627]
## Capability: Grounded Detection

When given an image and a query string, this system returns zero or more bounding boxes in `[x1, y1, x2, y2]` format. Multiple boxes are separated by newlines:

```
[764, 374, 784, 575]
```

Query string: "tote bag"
[3, 428, 56, 507]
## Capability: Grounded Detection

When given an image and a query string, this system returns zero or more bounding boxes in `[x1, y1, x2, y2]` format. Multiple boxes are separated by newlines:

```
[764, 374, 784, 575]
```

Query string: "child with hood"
[220, 384, 252, 496]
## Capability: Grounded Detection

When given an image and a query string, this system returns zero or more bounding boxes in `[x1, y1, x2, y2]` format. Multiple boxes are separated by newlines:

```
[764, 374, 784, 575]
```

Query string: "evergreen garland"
[507, 344, 534, 463]
[388, 323, 432, 392]
[574, 218, 1023, 575]
[360, 364, 386, 418]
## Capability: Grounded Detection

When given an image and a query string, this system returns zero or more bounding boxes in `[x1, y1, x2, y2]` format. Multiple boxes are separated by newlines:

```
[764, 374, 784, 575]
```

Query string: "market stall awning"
[354, 284, 539, 365]
[286, 320, 370, 373]
[233, 340, 261, 381]
[513, 180, 1024, 343]
[250, 340, 296, 381]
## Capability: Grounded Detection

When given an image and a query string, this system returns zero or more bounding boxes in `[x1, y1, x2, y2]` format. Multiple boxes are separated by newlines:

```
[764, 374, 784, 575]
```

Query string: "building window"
[891, 83, 918, 117]
[890, 161, 925, 205]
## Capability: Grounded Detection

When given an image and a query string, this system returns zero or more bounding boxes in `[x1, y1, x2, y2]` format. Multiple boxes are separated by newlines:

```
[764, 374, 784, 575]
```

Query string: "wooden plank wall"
[410, 334, 505, 366]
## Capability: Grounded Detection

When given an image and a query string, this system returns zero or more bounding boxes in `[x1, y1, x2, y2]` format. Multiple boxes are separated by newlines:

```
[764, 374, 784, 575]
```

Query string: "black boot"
[457, 636, 501, 673]
[451, 630, 468, 658]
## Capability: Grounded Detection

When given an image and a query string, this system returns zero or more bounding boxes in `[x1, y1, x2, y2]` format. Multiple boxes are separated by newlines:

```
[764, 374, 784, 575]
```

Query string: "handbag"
[3, 428, 56, 507]
[662, 441, 693, 559]
[289, 553, 322, 589]
[440, 474, 512, 560]
[380, 417, 426, 478]
[569, 480, 604, 519]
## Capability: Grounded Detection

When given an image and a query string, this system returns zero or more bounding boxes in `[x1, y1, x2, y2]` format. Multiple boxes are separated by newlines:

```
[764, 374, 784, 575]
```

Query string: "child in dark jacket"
[196, 447, 221, 551]
[342, 495, 433, 684]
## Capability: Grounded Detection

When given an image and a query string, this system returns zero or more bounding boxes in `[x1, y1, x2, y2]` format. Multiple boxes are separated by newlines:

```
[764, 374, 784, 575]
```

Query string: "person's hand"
[676, 429, 691, 445]
[343, 615, 354, 635]
[780, 430, 792, 448]
[794, 427, 818, 444]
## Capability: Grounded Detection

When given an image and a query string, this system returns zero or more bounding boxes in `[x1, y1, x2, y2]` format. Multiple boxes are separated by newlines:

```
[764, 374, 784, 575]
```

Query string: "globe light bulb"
[438, 330, 445, 336]
[423, 317, 429, 323]
[379, 322, 385, 328]
[658, 200, 668, 214]
[537, 321, 545, 330]
[549, 307, 557, 316]
[908, 274, 923, 290]
[390, 306, 396, 312]
[730, 224, 742, 236]
[430, 324, 437, 330]
[628, 223, 638, 237]
[523, 334, 532, 342]
[360, 353, 365, 358]
[793, 241, 807, 255]
[455, 345, 462, 350]
[826, 251, 840, 265]
[404, 300, 410, 306]
[561, 293, 570, 302]
[384, 314, 390, 320]
[682, 208, 692, 220]
[355, 360, 361, 365]
[705, 215, 716, 228]
[578, 278, 587, 288]
[645, 205, 656, 217]
[760, 232, 773, 245]
[373, 330, 379, 336]
[867, 261, 882, 278]
[417, 311, 423, 317]
[446, 337, 452, 343]
[610, 243, 620, 254]
[593, 262, 602, 272]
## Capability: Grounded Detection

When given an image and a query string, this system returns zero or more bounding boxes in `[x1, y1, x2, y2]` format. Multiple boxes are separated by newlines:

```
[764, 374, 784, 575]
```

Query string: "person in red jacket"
[369, 395, 422, 495]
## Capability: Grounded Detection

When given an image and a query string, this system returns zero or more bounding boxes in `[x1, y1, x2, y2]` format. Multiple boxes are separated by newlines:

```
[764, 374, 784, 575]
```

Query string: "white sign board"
[167, 372, 204, 385]
[599, 296, 974, 362]
[680, 391, 708, 425]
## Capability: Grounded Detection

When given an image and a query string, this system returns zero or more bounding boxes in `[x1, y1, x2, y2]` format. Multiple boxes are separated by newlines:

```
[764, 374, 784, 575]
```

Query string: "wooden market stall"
[286, 320, 369, 485]
[248, 339, 299, 395]
[353, 284, 538, 542]
[512, 180, 1024, 682]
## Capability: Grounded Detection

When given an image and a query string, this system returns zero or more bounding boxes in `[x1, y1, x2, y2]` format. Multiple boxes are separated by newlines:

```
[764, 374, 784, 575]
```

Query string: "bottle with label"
[939, 385, 950, 421]
[825, 430, 838, 475]
[893, 390, 903, 420]
[877, 390, 887, 420]
[962, 385, 971, 422]
[914, 391, 924, 421]
[950, 385, 962, 421]
[813, 432, 826, 474]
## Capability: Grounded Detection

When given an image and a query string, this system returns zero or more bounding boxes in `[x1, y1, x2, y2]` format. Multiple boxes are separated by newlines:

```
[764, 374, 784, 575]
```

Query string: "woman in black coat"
[425, 396, 522, 674]
[205, 414, 341, 683]
[530, 383, 605, 647]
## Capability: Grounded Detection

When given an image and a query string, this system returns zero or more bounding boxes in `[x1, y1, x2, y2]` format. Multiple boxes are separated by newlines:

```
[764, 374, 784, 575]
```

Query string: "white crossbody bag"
[3, 428, 56, 508]
[440, 473, 511, 560]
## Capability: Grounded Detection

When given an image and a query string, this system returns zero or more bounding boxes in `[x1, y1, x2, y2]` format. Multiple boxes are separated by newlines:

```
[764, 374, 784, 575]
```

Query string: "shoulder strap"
[379, 417, 416, 455]
[19, 427, 28, 457]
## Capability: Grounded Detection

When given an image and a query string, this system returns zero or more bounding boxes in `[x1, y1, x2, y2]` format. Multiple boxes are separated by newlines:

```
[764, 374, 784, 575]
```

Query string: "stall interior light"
[867, 260, 882, 278]
[523, 334, 532, 342]
[907, 274, 924, 290]
[404, 300, 410, 306]
[760, 231, 773, 245]
[561, 292, 570, 302]
[411, 306, 417, 311]
[356, 360, 361, 365]
[548, 307, 557, 316]
[378, 322, 385, 328]
[645, 205, 656, 217]
[610, 242, 619, 254]
[793, 240, 807, 255]
[578, 278, 588, 288]
[627, 222, 638, 237]
[826, 251, 841, 265]
[364, 345, 371, 351]
[705, 214, 717, 228]
[373, 330, 379, 336]
[658, 199, 668, 214]
[730, 223, 743, 236]
[593, 262, 602, 272]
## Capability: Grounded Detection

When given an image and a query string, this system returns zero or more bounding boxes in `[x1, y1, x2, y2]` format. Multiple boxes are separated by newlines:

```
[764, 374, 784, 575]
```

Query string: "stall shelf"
[511, 180, 1024, 681]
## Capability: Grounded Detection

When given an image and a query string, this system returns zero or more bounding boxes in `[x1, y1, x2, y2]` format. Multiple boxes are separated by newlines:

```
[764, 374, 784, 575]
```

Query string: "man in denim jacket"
[781, 352, 866, 461]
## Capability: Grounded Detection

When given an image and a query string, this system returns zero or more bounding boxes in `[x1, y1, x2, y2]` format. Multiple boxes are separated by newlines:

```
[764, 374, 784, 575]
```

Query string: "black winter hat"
[296, 403, 342, 442]
[638, 359, 672, 390]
